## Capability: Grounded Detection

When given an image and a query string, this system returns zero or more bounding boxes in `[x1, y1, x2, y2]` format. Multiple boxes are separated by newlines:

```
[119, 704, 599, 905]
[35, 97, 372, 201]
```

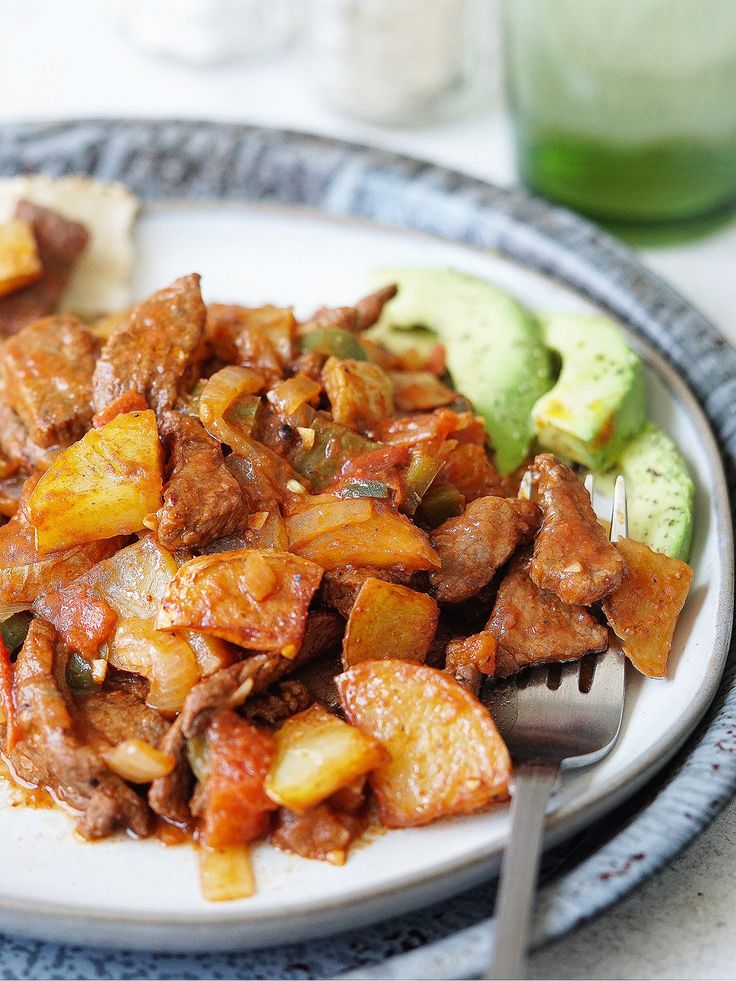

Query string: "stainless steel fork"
[483, 473, 628, 980]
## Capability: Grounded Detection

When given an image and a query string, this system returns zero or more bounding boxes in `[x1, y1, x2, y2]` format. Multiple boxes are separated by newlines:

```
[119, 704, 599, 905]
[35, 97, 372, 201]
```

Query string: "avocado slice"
[532, 314, 646, 470]
[596, 422, 694, 560]
[367, 268, 553, 474]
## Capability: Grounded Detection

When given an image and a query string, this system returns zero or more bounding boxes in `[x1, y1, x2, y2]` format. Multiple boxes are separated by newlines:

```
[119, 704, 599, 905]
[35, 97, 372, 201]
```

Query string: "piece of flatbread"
[0, 174, 138, 320]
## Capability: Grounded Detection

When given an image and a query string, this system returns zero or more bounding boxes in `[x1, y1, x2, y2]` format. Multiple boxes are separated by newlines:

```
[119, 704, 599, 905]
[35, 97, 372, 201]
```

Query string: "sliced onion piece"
[80, 536, 178, 620]
[286, 495, 373, 551]
[185, 631, 235, 676]
[108, 617, 200, 713]
[186, 733, 211, 783]
[103, 739, 176, 783]
[198, 843, 255, 902]
[267, 375, 321, 418]
[199, 366, 265, 454]
[0, 603, 32, 622]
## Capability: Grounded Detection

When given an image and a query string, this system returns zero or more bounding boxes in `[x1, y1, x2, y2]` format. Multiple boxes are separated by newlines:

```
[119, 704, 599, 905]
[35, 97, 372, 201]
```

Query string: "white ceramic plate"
[0, 202, 730, 952]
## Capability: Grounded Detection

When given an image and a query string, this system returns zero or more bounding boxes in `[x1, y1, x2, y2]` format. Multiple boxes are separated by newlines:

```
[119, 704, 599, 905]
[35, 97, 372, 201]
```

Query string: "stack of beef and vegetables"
[0, 198, 693, 900]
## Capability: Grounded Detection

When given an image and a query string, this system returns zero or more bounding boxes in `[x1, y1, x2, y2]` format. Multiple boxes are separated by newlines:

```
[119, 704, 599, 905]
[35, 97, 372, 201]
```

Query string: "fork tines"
[585, 472, 628, 542]
[511, 466, 627, 692]
[518, 469, 533, 502]
[518, 465, 627, 548]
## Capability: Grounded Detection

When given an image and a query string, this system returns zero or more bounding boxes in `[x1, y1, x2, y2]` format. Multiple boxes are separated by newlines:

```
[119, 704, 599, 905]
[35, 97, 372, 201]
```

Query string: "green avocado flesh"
[595, 422, 694, 561]
[532, 314, 647, 470]
[366, 268, 553, 474]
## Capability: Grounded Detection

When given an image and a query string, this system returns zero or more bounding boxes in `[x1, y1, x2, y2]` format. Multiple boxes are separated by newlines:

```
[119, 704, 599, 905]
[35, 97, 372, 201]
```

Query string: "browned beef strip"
[155, 412, 245, 550]
[92, 274, 205, 423]
[71, 688, 169, 753]
[291, 350, 328, 381]
[320, 566, 414, 619]
[303, 306, 358, 332]
[290, 651, 343, 714]
[530, 454, 624, 606]
[429, 496, 541, 604]
[272, 804, 367, 863]
[244, 679, 313, 727]
[0, 201, 89, 335]
[147, 651, 269, 826]
[8, 619, 153, 839]
[303, 285, 398, 336]
[225, 440, 307, 512]
[148, 611, 343, 823]
[205, 303, 295, 379]
[1, 315, 96, 448]
[444, 635, 487, 695]
[354, 284, 398, 330]
[487, 550, 608, 678]
[180, 612, 343, 740]
[425, 618, 453, 668]
[0, 384, 48, 471]
[146, 719, 193, 826]
[449, 661, 481, 694]
[204, 303, 244, 362]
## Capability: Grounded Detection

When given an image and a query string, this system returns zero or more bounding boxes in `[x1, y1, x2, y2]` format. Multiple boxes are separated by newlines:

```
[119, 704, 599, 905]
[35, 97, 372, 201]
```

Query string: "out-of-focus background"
[4, 1, 736, 977]
[6, 0, 736, 335]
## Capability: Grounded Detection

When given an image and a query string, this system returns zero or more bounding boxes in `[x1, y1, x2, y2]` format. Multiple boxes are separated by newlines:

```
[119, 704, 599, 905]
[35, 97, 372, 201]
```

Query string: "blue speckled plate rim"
[0, 119, 735, 978]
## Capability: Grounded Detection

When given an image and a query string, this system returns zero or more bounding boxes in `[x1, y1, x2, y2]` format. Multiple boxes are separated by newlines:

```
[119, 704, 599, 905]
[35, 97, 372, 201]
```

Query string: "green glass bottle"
[502, 0, 736, 238]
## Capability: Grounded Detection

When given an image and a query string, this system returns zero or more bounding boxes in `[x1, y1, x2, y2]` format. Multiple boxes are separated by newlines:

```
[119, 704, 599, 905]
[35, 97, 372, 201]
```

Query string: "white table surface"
[5, 2, 736, 978]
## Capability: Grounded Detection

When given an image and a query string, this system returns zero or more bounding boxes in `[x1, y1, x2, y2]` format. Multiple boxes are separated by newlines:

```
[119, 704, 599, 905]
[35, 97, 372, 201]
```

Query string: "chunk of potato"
[28, 410, 162, 554]
[157, 549, 323, 654]
[337, 660, 511, 827]
[342, 578, 438, 668]
[322, 357, 394, 431]
[602, 537, 692, 678]
[286, 496, 439, 571]
[265, 704, 388, 813]
[0, 219, 42, 297]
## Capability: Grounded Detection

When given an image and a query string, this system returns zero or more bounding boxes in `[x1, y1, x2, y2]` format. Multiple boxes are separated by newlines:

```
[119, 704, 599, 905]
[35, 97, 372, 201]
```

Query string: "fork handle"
[485, 762, 559, 980]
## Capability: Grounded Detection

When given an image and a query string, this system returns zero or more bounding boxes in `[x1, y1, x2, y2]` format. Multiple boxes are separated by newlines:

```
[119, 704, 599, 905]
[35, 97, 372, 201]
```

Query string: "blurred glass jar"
[502, 0, 736, 234]
[113, 0, 296, 66]
[303, 0, 496, 126]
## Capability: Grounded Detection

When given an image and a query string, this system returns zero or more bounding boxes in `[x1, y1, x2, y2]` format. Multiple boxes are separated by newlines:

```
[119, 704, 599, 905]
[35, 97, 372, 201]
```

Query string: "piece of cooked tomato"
[203, 710, 277, 848]
[35, 588, 118, 658]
